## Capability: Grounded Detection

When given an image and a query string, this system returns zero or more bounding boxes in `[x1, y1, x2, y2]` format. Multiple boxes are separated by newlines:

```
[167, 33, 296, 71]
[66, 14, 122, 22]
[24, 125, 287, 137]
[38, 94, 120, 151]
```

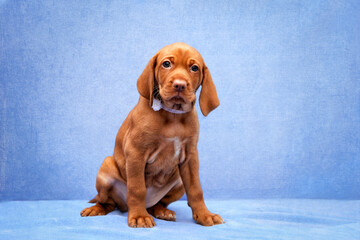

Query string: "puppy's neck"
[152, 98, 189, 114]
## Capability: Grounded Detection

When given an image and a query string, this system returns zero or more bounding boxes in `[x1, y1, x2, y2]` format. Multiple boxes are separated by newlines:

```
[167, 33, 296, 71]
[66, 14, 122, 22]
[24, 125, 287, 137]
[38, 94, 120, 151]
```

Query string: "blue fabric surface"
[0, 200, 359, 240]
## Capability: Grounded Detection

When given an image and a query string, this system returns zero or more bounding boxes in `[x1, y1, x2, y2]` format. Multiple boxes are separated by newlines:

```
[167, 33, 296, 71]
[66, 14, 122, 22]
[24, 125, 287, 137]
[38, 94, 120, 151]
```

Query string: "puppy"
[81, 42, 224, 228]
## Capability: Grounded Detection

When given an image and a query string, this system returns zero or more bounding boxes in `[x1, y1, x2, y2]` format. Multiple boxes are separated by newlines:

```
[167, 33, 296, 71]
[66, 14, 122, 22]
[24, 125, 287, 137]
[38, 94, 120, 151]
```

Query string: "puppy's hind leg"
[80, 183, 116, 217]
[81, 156, 125, 216]
[148, 181, 185, 221]
[80, 201, 115, 217]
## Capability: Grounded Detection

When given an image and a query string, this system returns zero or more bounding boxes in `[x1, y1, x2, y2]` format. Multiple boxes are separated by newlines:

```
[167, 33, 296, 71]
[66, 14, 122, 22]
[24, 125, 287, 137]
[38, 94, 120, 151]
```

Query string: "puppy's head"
[137, 42, 219, 116]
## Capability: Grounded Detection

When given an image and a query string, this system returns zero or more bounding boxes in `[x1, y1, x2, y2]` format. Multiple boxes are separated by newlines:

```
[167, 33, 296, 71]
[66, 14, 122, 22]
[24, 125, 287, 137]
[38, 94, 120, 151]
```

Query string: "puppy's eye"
[191, 65, 199, 72]
[162, 61, 171, 68]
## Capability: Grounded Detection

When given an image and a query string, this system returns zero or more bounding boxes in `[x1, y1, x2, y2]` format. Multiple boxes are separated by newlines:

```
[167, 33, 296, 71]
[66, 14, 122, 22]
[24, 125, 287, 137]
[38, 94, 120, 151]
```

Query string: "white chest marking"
[168, 137, 186, 164]
[146, 137, 184, 164]
[171, 137, 181, 160]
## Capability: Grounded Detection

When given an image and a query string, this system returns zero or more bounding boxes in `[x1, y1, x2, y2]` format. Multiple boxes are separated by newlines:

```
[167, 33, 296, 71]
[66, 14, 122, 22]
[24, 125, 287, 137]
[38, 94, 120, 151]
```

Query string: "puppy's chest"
[145, 137, 186, 187]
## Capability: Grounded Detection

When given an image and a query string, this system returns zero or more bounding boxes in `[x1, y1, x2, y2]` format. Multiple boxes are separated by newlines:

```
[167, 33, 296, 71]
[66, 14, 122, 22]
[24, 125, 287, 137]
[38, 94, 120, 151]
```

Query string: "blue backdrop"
[1, 0, 359, 201]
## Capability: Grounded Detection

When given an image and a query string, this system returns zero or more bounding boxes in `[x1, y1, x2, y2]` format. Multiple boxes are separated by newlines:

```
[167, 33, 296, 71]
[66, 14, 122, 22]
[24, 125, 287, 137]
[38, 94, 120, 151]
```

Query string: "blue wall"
[1, 0, 359, 200]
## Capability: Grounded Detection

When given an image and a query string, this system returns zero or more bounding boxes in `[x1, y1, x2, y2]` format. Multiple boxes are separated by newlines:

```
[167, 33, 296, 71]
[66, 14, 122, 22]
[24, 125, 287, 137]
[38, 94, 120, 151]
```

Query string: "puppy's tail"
[88, 196, 97, 203]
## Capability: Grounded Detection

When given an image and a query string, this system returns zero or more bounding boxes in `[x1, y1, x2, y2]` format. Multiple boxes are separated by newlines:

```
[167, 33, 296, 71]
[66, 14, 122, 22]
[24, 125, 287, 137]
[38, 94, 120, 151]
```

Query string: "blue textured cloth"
[1, 0, 360, 202]
[0, 200, 359, 240]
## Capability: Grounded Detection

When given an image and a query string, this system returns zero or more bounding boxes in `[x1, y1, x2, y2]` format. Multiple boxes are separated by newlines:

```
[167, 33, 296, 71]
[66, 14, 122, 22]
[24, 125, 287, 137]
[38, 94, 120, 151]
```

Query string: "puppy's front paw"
[193, 211, 225, 226]
[128, 214, 156, 228]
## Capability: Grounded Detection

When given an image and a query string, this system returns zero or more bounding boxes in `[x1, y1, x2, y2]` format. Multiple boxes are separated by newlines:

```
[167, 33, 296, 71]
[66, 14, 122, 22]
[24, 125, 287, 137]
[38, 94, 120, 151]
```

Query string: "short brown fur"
[80, 42, 223, 228]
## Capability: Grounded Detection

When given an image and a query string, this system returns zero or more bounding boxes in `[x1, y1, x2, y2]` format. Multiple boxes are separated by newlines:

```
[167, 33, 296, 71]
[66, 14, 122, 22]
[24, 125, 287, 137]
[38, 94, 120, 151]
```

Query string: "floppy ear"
[137, 53, 158, 107]
[199, 65, 220, 116]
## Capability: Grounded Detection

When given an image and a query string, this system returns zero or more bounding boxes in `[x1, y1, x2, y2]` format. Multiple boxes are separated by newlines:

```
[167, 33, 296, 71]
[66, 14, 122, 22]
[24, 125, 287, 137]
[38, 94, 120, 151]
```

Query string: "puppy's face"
[137, 42, 219, 116]
[154, 44, 204, 113]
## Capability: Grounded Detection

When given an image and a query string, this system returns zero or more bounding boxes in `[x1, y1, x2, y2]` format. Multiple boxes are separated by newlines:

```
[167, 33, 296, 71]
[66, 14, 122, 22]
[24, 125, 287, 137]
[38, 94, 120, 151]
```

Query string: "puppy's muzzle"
[173, 80, 187, 93]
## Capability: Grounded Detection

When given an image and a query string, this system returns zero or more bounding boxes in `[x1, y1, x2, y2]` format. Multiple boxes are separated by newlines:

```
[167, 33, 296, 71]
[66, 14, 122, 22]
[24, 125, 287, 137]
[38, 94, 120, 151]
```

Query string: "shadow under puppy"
[81, 42, 224, 228]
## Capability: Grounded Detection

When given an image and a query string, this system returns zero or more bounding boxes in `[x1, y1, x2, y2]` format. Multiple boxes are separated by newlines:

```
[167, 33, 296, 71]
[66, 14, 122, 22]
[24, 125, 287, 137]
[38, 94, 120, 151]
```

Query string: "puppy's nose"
[173, 80, 187, 92]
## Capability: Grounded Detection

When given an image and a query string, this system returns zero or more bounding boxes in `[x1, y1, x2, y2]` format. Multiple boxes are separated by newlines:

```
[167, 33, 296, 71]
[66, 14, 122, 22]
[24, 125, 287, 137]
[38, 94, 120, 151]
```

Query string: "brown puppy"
[80, 42, 224, 228]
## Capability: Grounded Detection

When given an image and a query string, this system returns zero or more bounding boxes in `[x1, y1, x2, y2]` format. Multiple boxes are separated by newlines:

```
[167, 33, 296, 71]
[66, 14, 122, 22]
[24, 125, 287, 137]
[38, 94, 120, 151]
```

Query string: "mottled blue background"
[1, 0, 359, 200]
